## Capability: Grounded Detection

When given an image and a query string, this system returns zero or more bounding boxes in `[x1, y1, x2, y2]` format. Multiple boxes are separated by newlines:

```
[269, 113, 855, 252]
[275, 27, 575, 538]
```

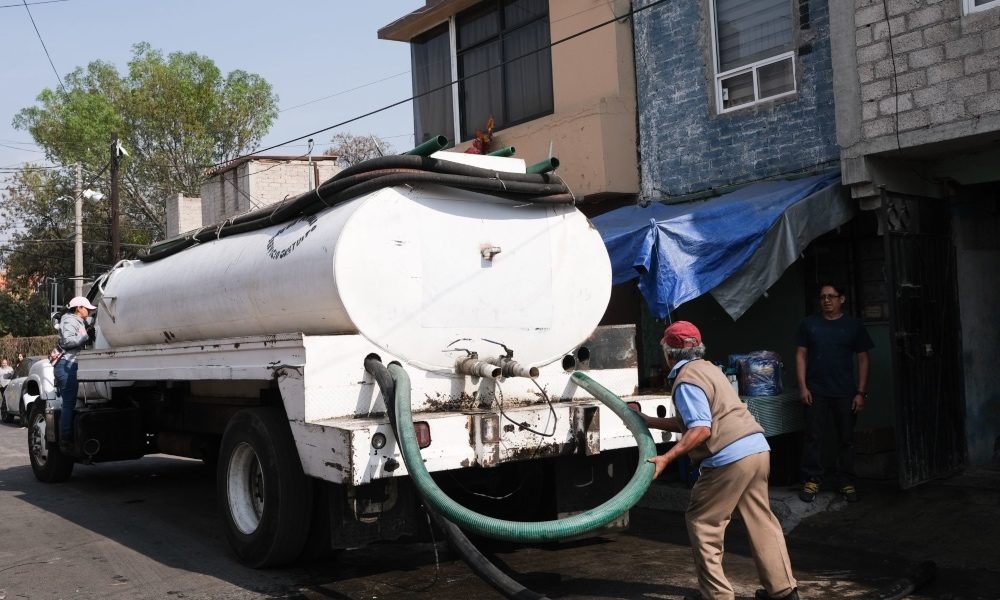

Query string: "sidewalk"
[636, 466, 1000, 599]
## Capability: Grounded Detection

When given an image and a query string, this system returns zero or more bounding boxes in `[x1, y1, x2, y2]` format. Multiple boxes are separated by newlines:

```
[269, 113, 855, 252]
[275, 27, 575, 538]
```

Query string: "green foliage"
[0, 286, 53, 337]
[10, 42, 278, 245]
[1, 43, 278, 335]
[0, 167, 78, 287]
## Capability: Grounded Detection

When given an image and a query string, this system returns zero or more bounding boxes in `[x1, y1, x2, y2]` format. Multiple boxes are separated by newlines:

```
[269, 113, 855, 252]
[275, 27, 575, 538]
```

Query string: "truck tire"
[27, 401, 74, 483]
[217, 407, 312, 568]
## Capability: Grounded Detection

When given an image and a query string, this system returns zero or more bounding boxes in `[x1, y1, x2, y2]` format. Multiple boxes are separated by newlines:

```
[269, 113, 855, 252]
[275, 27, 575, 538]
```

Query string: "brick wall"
[853, 0, 1000, 146]
[633, 0, 839, 199]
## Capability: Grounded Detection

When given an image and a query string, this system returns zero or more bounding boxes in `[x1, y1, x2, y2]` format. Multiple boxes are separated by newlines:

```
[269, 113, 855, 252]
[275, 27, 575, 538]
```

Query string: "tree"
[324, 133, 392, 166]
[0, 166, 77, 289]
[1, 43, 278, 334]
[0, 286, 52, 337]
[11, 42, 278, 245]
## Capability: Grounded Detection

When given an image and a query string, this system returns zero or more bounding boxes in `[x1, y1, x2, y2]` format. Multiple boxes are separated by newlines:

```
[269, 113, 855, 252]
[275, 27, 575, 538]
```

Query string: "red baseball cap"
[661, 321, 702, 348]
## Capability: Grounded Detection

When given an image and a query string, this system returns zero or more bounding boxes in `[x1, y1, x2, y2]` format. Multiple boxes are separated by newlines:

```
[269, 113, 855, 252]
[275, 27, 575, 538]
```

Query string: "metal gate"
[880, 190, 966, 488]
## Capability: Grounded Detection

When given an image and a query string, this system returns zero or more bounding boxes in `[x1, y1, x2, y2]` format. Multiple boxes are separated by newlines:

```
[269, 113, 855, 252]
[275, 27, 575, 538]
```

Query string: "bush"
[0, 335, 59, 363]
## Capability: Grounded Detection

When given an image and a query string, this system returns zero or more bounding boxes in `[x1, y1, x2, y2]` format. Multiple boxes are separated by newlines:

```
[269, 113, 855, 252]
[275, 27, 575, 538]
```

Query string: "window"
[711, 0, 796, 113]
[964, 0, 1000, 13]
[411, 24, 455, 146]
[409, 0, 553, 145]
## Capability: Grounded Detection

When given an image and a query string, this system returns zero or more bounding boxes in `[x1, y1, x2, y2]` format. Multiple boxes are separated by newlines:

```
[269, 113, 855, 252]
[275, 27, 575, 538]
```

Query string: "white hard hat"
[68, 296, 97, 310]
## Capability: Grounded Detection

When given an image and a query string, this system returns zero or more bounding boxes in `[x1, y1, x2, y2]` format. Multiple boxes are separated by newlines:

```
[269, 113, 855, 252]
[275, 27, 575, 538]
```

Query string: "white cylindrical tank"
[95, 158, 611, 371]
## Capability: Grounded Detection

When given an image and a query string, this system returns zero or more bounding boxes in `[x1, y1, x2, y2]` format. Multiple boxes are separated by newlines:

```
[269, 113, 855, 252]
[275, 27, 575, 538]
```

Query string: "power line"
[0, 0, 67, 8]
[215, 0, 666, 167]
[274, 0, 619, 116]
[20, 0, 66, 93]
[279, 70, 411, 113]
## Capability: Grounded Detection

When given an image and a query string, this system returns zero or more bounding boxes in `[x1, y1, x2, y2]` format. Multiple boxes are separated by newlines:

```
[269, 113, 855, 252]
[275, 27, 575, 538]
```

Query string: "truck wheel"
[217, 407, 312, 568]
[27, 401, 74, 483]
[0, 399, 12, 424]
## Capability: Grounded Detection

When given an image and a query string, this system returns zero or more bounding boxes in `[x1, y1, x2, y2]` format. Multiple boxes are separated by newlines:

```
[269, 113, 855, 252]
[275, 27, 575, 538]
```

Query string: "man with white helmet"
[55, 296, 97, 452]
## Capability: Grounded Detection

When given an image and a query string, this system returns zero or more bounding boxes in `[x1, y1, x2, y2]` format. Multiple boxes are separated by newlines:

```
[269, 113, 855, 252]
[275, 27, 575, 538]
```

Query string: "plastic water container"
[739, 351, 783, 396]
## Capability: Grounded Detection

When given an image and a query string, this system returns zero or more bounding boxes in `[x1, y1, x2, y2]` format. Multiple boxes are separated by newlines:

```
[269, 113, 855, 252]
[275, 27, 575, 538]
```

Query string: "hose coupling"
[455, 357, 502, 379]
[485, 357, 539, 379]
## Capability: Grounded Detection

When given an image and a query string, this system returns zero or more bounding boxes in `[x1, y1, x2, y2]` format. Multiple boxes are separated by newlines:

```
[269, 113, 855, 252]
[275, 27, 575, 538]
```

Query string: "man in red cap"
[635, 320, 798, 600]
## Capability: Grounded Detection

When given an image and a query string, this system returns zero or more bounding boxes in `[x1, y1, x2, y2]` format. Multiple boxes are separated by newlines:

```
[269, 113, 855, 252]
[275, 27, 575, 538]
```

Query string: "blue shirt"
[669, 359, 770, 468]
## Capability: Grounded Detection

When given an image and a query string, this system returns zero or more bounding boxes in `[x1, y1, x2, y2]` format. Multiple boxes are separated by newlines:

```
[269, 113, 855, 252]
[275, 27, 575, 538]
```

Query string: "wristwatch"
[856, 390, 868, 398]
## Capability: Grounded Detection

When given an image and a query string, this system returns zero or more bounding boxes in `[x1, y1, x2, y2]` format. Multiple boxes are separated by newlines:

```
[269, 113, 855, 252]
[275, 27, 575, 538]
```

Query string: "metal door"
[880, 190, 965, 488]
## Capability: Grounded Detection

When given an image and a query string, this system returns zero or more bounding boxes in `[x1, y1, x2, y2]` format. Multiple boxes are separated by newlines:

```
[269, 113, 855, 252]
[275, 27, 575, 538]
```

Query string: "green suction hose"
[388, 364, 656, 542]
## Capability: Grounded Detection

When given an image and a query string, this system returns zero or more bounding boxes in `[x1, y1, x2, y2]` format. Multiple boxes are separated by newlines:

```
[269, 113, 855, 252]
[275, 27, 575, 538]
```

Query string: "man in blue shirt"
[636, 321, 798, 600]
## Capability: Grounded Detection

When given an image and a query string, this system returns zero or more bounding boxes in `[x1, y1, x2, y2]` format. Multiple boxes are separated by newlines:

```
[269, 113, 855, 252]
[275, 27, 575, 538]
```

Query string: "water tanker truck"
[27, 149, 670, 568]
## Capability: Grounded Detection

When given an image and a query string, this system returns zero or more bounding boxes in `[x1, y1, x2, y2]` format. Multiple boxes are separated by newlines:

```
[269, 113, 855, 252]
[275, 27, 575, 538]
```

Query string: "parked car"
[1, 356, 57, 426]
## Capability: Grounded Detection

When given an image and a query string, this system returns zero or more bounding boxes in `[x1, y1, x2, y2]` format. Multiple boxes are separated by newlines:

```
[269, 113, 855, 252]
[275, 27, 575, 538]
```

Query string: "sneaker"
[840, 484, 859, 502]
[799, 480, 819, 503]
[755, 588, 801, 600]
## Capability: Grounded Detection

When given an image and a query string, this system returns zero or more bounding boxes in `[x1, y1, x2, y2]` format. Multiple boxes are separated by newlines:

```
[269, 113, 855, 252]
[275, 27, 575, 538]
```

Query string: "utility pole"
[110, 133, 121, 264]
[74, 163, 83, 297]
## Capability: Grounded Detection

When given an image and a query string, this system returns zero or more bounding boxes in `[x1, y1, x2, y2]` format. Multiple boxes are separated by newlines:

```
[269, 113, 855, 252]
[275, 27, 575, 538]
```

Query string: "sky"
[0, 0, 424, 171]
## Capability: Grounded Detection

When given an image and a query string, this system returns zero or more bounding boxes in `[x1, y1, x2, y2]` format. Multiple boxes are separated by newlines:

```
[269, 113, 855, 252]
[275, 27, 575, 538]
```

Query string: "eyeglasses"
[818, 294, 842, 300]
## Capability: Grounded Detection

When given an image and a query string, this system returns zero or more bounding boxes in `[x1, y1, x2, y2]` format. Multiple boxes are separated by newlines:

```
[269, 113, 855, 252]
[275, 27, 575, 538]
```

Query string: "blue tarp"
[593, 171, 843, 319]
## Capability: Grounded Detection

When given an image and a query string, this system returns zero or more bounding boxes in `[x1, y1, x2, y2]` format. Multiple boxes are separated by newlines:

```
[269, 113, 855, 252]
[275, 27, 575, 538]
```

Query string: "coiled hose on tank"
[387, 363, 657, 542]
[142, 154, 573, 263]
[364, 356, 550, 600]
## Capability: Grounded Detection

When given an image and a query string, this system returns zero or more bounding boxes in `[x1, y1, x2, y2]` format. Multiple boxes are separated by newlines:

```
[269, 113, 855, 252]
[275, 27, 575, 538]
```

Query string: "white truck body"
[77, 331, 671, 488]
[29, 152, 674, 567]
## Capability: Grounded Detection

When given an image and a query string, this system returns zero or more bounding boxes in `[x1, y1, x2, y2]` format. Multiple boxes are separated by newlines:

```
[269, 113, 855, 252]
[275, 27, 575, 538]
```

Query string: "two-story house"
[378, 0, 639, 210]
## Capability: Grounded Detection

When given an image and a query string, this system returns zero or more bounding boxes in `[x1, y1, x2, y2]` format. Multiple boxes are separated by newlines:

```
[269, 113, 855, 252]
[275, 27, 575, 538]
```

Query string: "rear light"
[414, 421, 431, 448]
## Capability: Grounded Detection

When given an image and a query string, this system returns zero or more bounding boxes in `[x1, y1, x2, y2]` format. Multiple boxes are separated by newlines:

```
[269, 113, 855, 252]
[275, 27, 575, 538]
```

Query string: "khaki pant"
[685, 451, 796, 600]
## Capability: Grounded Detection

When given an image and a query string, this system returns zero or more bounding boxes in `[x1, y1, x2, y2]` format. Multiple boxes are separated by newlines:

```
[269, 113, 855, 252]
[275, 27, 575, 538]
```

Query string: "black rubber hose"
[141, 157, 572, 263]
[362, 356, 550, 600]
[333, 154, 561, 185]
[301, 172, 571, 217]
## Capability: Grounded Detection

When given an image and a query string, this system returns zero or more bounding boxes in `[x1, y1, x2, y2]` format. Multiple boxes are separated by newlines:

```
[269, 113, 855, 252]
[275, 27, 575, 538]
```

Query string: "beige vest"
[672, 359, 764, 464]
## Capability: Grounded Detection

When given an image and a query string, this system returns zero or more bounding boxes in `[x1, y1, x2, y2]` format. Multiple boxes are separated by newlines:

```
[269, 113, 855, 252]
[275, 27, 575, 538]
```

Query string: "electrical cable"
[20, 0, 65, 93]
[495, 379, 557, 438]
[209, 0, 671, 168]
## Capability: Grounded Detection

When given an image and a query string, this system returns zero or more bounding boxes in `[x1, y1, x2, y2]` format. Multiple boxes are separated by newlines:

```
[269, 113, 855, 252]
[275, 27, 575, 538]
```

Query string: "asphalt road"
[0, 418, 707, 600]
[5, 416, 984, 600]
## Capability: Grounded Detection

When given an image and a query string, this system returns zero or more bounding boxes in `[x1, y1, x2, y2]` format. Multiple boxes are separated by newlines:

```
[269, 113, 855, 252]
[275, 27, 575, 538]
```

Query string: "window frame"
[409, 0, 553, 145]
[708, 0, 798, 114]
[964, 0, 1000, 14]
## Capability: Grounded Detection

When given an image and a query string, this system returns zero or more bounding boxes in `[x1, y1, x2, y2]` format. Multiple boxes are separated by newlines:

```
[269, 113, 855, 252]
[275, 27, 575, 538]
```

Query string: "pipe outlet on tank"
[485, 357, 539, 379]
[455, 356, 502, 379]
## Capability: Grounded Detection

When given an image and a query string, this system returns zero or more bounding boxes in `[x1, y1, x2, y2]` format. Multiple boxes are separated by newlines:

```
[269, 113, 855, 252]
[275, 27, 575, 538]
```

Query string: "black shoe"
[755, 588, 800, 600]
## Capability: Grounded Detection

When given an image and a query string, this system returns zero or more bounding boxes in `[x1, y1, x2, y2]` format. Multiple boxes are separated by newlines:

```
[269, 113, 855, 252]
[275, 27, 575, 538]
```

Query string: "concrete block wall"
[853, 0, 1000, 147]
[633, 0, 839, 199]
[164, 194, 203, 238]
[201, 159, 341, 225]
